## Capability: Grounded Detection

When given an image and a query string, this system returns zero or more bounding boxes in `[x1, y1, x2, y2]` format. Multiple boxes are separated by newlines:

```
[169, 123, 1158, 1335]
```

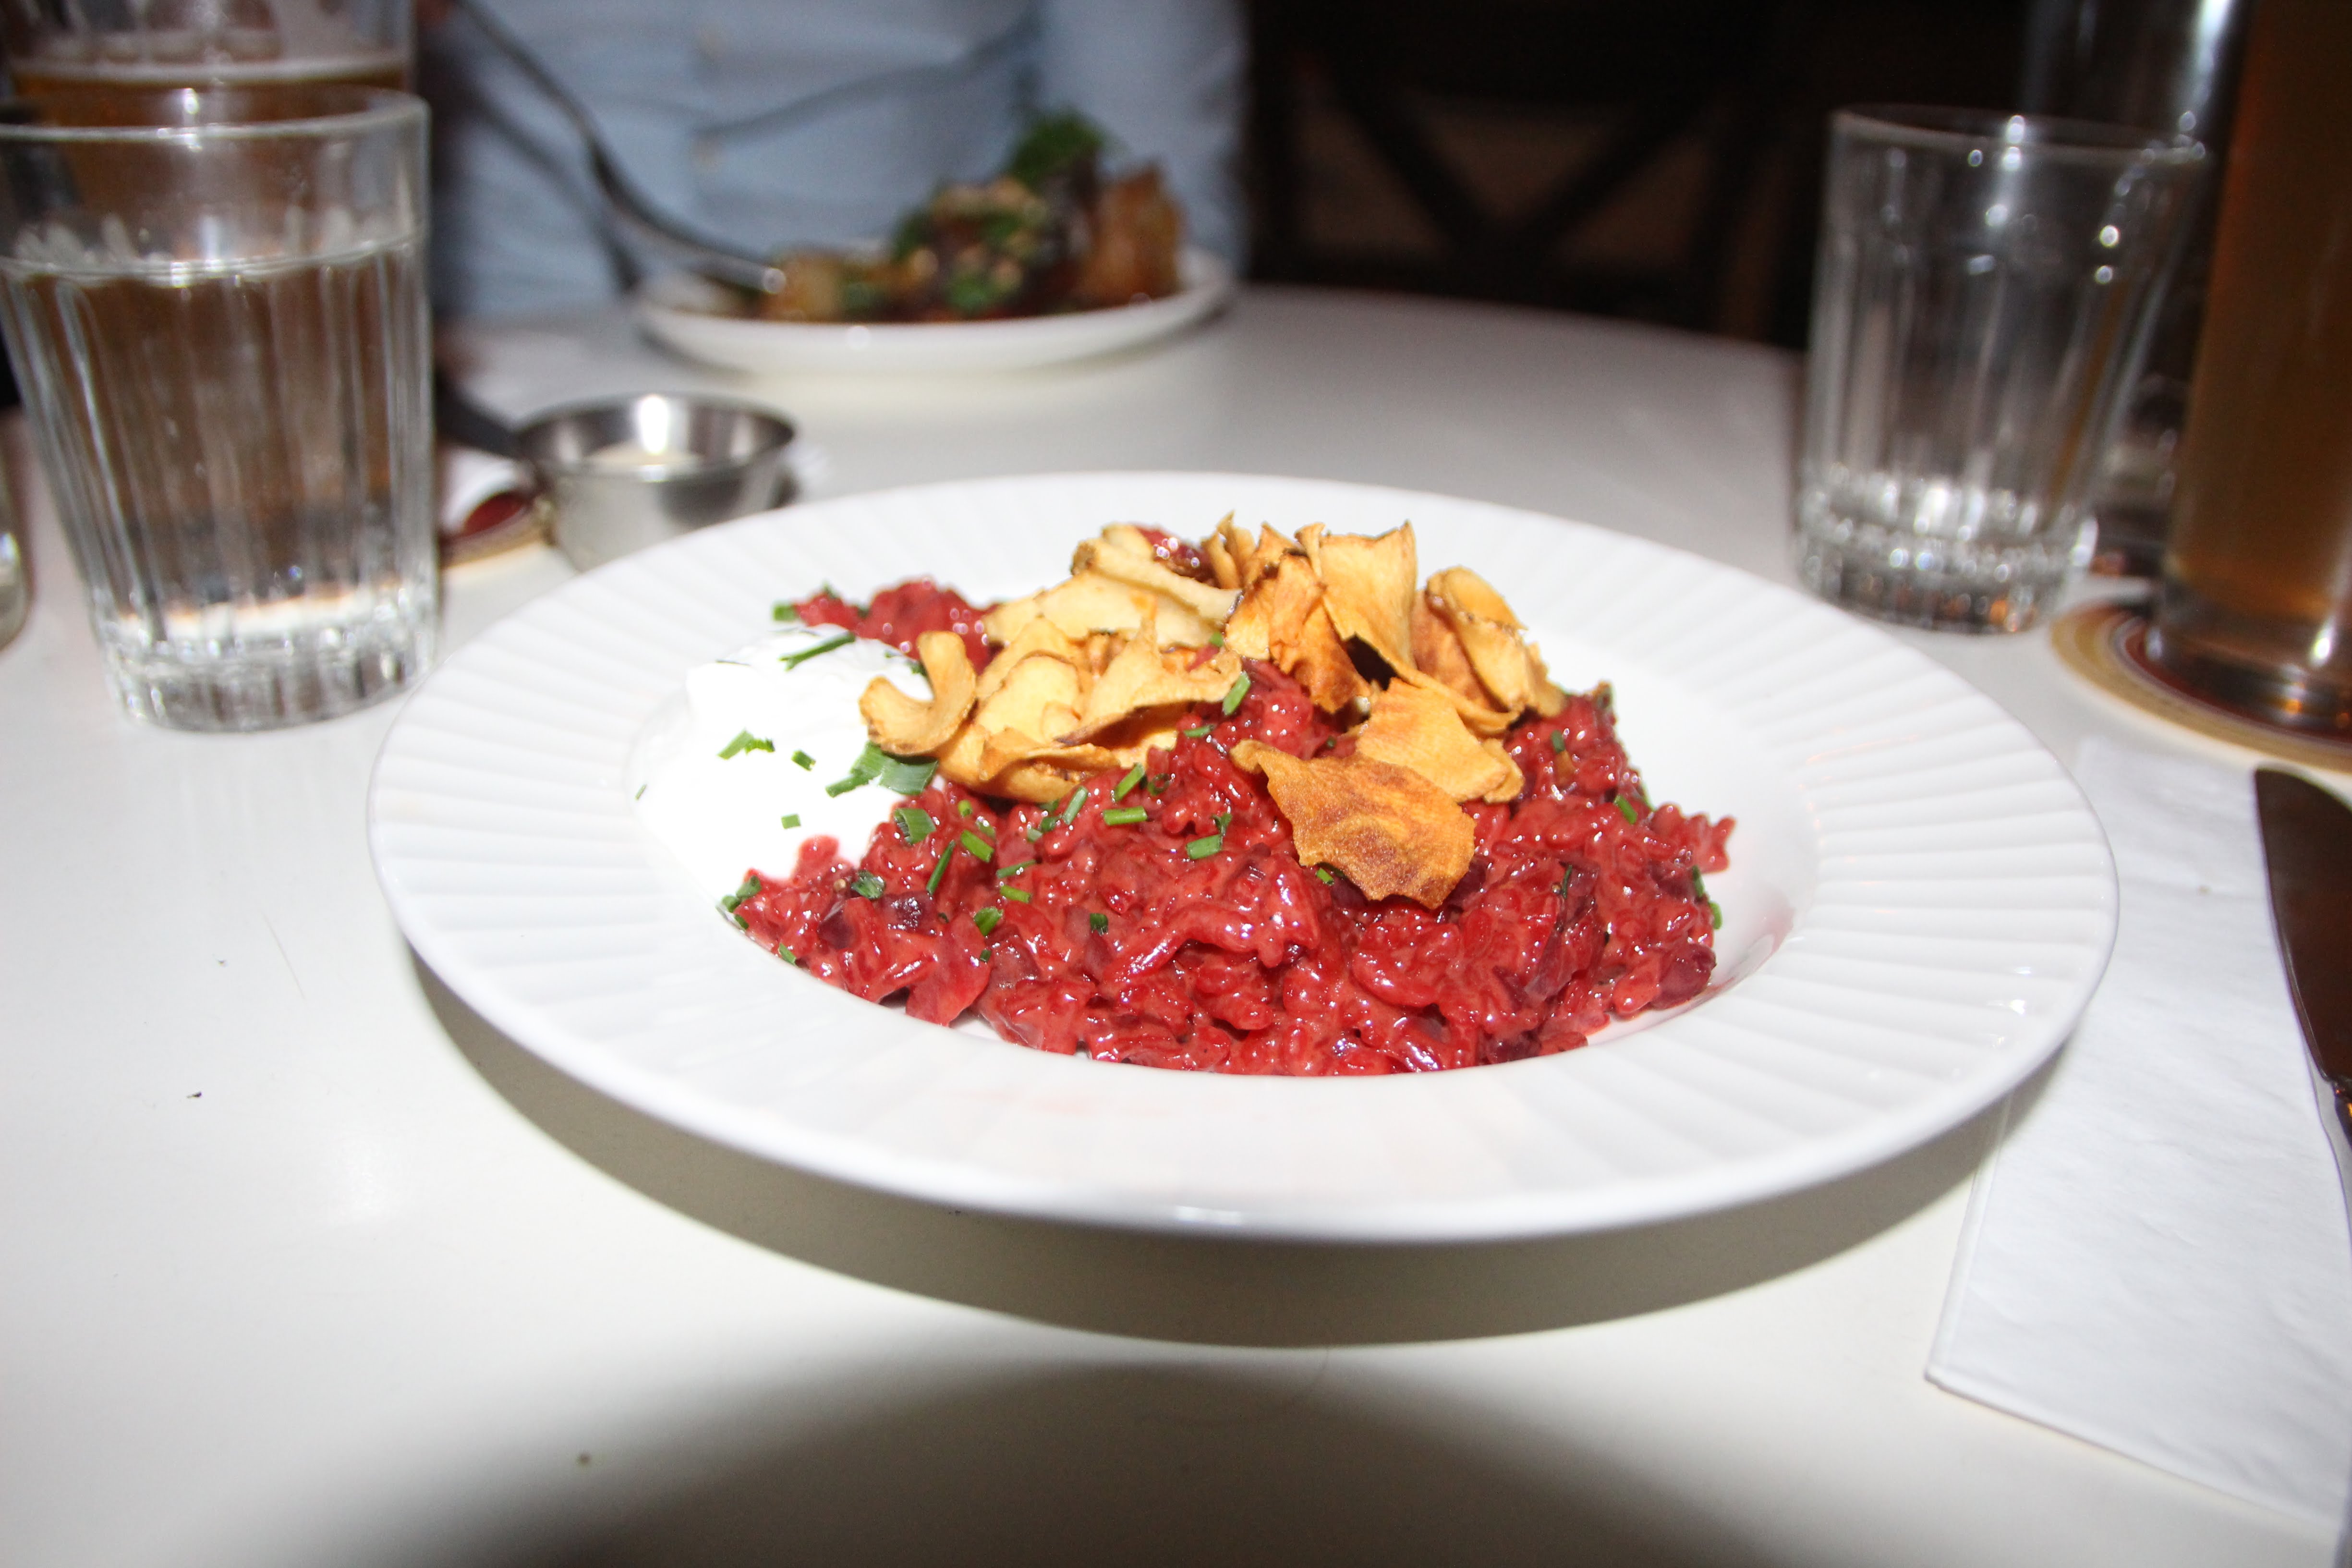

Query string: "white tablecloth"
[1, 288, 2330, 1568]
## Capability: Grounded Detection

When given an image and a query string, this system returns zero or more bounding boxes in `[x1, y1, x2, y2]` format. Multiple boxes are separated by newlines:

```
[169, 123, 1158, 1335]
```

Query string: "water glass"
[0, 86, 435, 729]
[1794, 107, 2203, 632]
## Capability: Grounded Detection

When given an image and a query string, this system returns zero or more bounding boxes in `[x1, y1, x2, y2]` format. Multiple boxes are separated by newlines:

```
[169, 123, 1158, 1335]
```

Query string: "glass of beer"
[1794, 108, 2204, 632]
[0, 86, 434, 729]
[2144, 0, 2352, 736]
[2, 0, 409, 107]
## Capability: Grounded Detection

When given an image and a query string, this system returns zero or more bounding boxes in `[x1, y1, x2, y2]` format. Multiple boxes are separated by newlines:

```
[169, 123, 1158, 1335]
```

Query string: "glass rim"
[0, 85, 422, 144]
[1833, 104, 2205, 166]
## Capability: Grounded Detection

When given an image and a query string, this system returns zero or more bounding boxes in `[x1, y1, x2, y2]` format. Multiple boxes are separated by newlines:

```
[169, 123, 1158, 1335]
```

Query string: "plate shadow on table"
[418, 954, 2015, 1349]
[379, 1365, 1785, 1568]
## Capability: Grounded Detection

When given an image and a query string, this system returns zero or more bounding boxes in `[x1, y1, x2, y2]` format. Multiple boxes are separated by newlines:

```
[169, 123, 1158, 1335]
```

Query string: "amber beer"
[2147, 0, 2352, 732]
[9, 52, 409, 112]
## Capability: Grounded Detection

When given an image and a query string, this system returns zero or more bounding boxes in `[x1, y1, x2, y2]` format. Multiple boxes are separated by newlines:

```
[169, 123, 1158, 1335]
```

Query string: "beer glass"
[1, 0, 410, 106]
[1794, 108, 2202, 632]
[2145, 0, 2352, 736]
[0, 87, 435, 729]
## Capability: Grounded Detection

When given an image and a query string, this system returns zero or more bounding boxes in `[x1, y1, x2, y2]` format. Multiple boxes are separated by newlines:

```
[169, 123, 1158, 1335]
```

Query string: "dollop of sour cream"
[633, 623, 931, 899]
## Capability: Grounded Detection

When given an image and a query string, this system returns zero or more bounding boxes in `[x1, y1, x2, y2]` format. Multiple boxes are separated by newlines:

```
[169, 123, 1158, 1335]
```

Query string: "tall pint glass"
[1, 0, 410, 108]
[2144, 0, 2352, 734]
[0, 87, 435, 729]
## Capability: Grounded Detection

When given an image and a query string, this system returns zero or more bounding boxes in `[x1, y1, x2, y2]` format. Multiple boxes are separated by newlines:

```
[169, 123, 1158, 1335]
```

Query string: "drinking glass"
[0, 444, 25, 651]
[1795, 107, 2203, 632]
[0, 86, 435, 729]
[2144, 0, 2352, 737]
[1, 0, 410, 104]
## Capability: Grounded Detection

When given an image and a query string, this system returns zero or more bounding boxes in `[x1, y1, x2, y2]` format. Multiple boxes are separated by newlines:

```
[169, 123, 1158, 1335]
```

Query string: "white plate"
[636, 248, 1234, 375]
[369, 473, 2117, 1241]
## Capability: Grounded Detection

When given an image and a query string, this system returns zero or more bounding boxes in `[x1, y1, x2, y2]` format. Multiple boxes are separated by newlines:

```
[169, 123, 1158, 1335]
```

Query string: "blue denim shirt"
[421, 0, 1245, 319]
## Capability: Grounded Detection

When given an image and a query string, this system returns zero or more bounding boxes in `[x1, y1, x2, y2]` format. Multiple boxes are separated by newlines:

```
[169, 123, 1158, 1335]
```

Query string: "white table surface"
[1, 286, 2323, 1568]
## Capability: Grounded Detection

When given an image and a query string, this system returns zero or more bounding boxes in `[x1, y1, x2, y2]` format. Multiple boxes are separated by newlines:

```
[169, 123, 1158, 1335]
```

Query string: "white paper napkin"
[1930, 737, 2352, 1529]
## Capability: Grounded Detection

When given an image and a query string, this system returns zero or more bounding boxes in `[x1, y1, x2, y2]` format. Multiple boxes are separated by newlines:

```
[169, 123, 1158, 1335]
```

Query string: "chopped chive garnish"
[1102, 806, 1148, 826]
[1181, 723, 1214, 739]
[1056, 787, 1089, 827]
[791, 750, 816, 770]
[1147, 773, 1171, 794]
[1312, 865, 1335, 885]
[1089, 912, 1110, 935]
[1551, 732, 1566, 754]
[771, 600, 800, 623]
[1026, 823, 1046, 842]
[996, 860, 1031, 880]
[1186, 833, 1223, 859]
[718, 873, 762, 925]
[1113, 762, 1146, 801]
[894, 806, 935, 843]
[825, 742, 937, 799]
[1208, 630, 1226, 647]
[779, 633, 854, 669]
[851, 871, 885, 899]
[926, 850, 950, 896]
[1221, 672, 1250, 715]
[1214, 811, 1232, 833]
[1692, 869, 1722, 928]
[973, 907, 1003, 937]
[1002, 887, 1032, 904]
[957, 800, 973, 817]
[634, 784, 646, 800]
[960, 829, 993, 863]
[777, 946, 799, 964]
[780, 813, 801, 829]
[973, 815, 995, 836]
[982, 946, 994, 961]
[717, 730, 774, 759]
[1616, 796, 1639, 824]
[719, 902, 747, 929]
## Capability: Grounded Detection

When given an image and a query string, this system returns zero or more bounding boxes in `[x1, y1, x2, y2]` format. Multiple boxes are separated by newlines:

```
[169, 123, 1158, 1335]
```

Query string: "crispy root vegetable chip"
[1232, 740, 1474, 908]
[1304, 522, 1418, 675]
[1410, 593, 1489, 708]
[1478, 740, 1524, 804]
[859, 631, 976, 755]
[978, 616, 1084, 703]
[1223, 549, 1369, 713]
[1393, 666, 1514, 737]
[1075, 533, 1237, 625]
[985, 571, 1223, 649]
[1428, 566, 1566, 718]
[972, 654, 1088, 777]
[1060, 613, 1241, 742]
[1355, 678, 1521, 803]
[1202, 512, 1244, 590]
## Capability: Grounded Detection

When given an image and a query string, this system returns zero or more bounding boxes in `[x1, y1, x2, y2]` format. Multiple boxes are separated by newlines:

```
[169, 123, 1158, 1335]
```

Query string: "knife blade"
[2255, 766, 2352, 1215]
[2255, 766, 2352, 1568]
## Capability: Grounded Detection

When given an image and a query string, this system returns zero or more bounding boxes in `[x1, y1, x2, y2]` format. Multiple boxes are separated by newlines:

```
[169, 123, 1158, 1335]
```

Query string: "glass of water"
[0, 86, 433, 729]
[1794, 108, 2203, 633]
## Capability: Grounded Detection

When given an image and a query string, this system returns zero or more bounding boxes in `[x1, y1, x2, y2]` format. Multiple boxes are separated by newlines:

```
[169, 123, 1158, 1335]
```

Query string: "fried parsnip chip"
[972, 654, 1088, 777]
[1232, 740, 1474, 908]
[1222, 550, 1369, 713]
[1355, 679, 1522, 803]
[859, 631, 976, 755]
[1076, 532, 1237, 624]
[977, 615, 1086, 704]
[1392, 666, 1515, 737]
[1201, 512, 1245, 590]
[1427, 566, 1566, 717]
[1303, 522, 1419, 674]
[1410, 593, 1488, 708]
[1059, 612, 1242, 743]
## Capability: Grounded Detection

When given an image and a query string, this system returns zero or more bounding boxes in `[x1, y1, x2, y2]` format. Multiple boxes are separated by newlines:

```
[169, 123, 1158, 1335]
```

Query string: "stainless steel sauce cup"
[518, 394, 795, 571]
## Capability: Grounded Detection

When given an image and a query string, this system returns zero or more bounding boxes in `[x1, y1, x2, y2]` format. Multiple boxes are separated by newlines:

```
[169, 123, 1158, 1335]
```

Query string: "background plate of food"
[367, 472, 2117, 1241]
[636, 247, 1234, 376]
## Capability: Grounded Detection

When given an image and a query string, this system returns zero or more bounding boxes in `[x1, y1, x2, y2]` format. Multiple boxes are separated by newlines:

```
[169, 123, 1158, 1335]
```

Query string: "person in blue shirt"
[420, 0, 1246, 320]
